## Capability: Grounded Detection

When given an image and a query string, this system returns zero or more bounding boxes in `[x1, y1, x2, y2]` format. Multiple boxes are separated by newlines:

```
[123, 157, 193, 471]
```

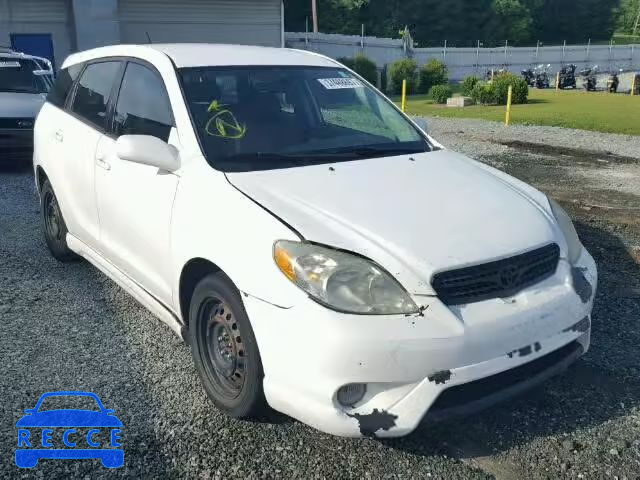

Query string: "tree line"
[285, 0, 626, 46]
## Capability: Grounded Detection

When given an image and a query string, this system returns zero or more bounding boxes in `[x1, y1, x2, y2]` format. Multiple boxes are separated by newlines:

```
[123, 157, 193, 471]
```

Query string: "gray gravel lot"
[1, 117, 639, 479]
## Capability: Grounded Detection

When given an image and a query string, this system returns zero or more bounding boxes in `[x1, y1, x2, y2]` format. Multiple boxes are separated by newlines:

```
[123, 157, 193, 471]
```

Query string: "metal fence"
[286, 32, 640, 82]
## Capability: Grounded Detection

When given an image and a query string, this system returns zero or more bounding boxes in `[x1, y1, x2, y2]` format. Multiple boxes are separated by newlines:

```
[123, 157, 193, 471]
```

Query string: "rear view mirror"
[116, 135, 180, 172]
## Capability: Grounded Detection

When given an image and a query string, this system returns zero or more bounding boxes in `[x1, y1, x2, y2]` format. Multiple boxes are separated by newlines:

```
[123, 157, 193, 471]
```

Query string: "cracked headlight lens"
[274, 240, 418, 315]
[549, 198, 583, 265]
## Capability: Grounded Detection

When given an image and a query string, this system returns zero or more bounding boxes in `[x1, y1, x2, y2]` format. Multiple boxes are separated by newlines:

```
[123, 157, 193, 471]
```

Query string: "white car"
[34, 44, 597, 438]
[1, 49, 51, 166]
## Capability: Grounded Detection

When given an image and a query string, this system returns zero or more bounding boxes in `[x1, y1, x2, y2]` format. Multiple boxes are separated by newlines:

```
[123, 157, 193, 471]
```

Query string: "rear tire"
[40, 179, 77, 262]
[188, 271, 267, 418]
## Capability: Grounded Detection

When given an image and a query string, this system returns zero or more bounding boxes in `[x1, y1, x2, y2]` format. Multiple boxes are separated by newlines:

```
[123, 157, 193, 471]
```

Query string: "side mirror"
[413, 117, 429, 134]
[24, 408, 35, 414]
[104, 409, 115, 415]
[116, 135, 180, 172]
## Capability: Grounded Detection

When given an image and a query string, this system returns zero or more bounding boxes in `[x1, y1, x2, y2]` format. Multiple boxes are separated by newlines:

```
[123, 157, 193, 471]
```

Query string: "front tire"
[189, 272, 267, 418]
[40, 179, 77, 262]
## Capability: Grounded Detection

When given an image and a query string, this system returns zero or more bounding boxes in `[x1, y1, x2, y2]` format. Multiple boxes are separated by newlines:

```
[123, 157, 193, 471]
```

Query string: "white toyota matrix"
[34, 44, 597, 438]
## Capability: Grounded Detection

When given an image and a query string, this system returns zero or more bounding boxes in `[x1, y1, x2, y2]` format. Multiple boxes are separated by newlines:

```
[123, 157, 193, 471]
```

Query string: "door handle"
[96, 157, 111, 171]
[54, 130, 63, 142]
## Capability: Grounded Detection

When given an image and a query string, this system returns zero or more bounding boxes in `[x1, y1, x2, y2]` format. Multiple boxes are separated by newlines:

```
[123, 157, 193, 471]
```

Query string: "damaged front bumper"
[243, 248, 597, 438]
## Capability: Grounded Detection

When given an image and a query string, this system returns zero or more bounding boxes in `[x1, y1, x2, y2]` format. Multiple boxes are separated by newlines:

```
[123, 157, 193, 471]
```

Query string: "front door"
[94, 61, 178, 305]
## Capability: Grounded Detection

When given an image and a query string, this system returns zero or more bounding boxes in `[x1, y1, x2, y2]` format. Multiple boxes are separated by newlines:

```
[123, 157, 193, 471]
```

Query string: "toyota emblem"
[499, 265, 521, 289]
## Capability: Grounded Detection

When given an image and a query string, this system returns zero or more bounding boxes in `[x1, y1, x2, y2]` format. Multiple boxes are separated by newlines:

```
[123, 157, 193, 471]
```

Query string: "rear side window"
[47, 63, 83, 108]
[70, 61, 121, 130]
[113, 62, 173, 141]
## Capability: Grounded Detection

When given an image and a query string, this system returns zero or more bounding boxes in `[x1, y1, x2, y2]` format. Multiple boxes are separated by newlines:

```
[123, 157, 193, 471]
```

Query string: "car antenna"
[145, 32, 152, 44]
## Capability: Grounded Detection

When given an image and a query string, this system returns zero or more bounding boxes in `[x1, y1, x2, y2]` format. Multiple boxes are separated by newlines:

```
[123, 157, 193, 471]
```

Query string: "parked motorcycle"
[607, 69, 622, 93]
[558, 64, 577, 89]
[521, 68, 535, 86]
[534, 64, 551, 89]
[580, 65, 598, 91]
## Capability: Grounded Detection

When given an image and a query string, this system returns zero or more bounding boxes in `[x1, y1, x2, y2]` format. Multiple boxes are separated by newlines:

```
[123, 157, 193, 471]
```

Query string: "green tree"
[284, 0, 621, 46]
[616, 0, 640, 34]
[492, 0, 533, 44]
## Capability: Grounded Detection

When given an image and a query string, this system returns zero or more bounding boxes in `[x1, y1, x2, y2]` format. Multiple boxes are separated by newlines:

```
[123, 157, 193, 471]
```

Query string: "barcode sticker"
[0, 61, 20, 68]
[317, 78, 364, 89]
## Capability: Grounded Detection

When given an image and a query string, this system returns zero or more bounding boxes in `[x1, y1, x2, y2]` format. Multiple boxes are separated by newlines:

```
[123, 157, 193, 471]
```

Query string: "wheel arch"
[35, 165, 48, 194]
[178, 258, 223, 327]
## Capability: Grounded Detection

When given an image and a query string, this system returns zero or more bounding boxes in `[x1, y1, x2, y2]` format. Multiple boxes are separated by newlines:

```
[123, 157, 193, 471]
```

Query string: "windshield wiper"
[345, 146, 426, 157]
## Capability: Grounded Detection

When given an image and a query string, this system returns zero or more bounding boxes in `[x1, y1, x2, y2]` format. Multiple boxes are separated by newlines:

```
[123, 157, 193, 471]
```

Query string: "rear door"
[58, 60, 122, 247]
[94, 60, 178, 305]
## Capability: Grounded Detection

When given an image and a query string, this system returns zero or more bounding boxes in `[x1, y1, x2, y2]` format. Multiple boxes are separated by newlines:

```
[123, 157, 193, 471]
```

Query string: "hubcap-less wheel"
[189, 272, 267, 418]
[40, 180, 76, 262]
[198, 299, 246, 400]
[44, 191, 63, 241]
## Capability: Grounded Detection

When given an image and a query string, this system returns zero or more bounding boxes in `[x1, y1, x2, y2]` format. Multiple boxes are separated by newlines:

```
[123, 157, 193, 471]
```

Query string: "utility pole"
[311, 0, 318, 33]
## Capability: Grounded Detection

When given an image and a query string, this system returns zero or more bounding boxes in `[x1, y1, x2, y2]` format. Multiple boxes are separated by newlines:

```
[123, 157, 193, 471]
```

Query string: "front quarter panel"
[170, 157, 307, 316]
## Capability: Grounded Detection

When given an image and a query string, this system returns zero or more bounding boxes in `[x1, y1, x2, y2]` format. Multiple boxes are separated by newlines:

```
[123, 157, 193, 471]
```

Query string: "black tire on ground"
[40, 179, 77, 262]
[188, 271, 267, 418]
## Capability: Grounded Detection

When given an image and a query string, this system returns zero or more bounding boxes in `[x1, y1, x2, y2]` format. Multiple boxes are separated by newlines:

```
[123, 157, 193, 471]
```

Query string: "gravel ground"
[1, 117, 639, 479]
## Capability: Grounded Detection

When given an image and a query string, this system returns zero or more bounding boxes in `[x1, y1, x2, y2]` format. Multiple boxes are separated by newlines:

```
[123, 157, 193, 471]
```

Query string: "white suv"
[34, 44, 597, 438]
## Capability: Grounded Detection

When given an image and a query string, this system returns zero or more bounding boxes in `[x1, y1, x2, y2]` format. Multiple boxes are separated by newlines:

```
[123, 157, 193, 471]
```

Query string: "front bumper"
[0, 129, 33, 163]
[243, 249, 597, 438]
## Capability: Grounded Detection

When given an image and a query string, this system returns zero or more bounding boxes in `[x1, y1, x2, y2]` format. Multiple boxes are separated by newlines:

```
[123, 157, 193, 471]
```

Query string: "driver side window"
[113, 62, 174, 142]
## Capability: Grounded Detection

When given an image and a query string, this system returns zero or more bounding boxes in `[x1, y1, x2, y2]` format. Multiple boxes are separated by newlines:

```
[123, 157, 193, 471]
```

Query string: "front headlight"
[273, 240, 419, 315]
[549, 198, 583, 264]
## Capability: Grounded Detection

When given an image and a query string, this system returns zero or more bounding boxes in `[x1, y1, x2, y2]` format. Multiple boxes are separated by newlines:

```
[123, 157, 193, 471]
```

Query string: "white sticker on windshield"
[317, 78, 364, 89]
[0, 61, 20, 68]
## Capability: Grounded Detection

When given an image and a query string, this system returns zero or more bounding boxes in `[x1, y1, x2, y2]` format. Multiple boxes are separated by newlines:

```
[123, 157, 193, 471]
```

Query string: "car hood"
[0, 92, 46, 118]
[226, 150, 559, 295]
[16, 410, 123, 427]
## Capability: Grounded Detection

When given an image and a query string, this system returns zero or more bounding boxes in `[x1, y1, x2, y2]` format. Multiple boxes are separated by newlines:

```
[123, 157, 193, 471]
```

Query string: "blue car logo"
[15, 391, 123, 468]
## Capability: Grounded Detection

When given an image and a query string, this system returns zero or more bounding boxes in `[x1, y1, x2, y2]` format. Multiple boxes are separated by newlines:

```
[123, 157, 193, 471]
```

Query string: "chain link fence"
[286, 31, 640, 85]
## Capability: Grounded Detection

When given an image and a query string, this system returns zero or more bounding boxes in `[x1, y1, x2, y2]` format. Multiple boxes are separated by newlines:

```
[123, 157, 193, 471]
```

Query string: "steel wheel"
[40, 179, 76, 262]
[43, 191, 63, 242]
[189, 272, 267, 418]
[198, 298, 247, 400]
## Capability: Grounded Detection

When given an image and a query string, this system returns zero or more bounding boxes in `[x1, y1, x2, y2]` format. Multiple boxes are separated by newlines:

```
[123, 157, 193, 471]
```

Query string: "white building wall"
[0, 0, 73, 66]
[119, 0, 283, 47]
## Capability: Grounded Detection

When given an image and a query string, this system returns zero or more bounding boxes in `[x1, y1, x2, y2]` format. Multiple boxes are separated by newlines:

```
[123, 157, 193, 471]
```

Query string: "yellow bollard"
[401, 79, 407, 112]
[556, 72, 560, 91]
[505, 85, 513, 126]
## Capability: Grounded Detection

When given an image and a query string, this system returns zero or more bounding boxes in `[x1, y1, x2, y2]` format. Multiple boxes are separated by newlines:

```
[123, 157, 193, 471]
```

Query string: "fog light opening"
[337, 383, 367, 407]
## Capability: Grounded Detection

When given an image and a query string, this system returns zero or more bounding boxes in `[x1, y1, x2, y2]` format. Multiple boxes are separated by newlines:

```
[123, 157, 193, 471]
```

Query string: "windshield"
[179, 66, 429, 171]
[0, 58, 49, 94]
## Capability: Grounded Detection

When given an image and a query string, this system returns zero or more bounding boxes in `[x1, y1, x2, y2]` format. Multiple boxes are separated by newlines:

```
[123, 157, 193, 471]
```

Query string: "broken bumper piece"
[242, 248, 596, 438]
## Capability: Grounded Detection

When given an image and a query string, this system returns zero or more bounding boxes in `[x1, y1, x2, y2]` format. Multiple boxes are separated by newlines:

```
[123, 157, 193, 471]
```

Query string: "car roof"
[63, 43, 339, 69]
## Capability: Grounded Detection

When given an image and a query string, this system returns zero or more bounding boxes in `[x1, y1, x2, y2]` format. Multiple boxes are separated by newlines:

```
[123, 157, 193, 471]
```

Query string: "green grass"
[395, 88, 640, 136]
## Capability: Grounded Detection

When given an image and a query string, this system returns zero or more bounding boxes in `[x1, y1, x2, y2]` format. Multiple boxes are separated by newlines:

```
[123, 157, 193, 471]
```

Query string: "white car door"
[94, 60, 179, 306]
[57, 61, 122, 247]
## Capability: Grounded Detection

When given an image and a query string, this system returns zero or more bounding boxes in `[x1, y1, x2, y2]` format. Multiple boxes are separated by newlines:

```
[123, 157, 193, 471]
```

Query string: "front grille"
[428, 341, 582, 416]
[0, 117, 34, 129]
[432, 243, 560, 305]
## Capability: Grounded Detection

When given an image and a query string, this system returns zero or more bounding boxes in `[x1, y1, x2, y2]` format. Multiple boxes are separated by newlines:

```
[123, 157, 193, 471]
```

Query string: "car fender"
[170, 157, 307, 317]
